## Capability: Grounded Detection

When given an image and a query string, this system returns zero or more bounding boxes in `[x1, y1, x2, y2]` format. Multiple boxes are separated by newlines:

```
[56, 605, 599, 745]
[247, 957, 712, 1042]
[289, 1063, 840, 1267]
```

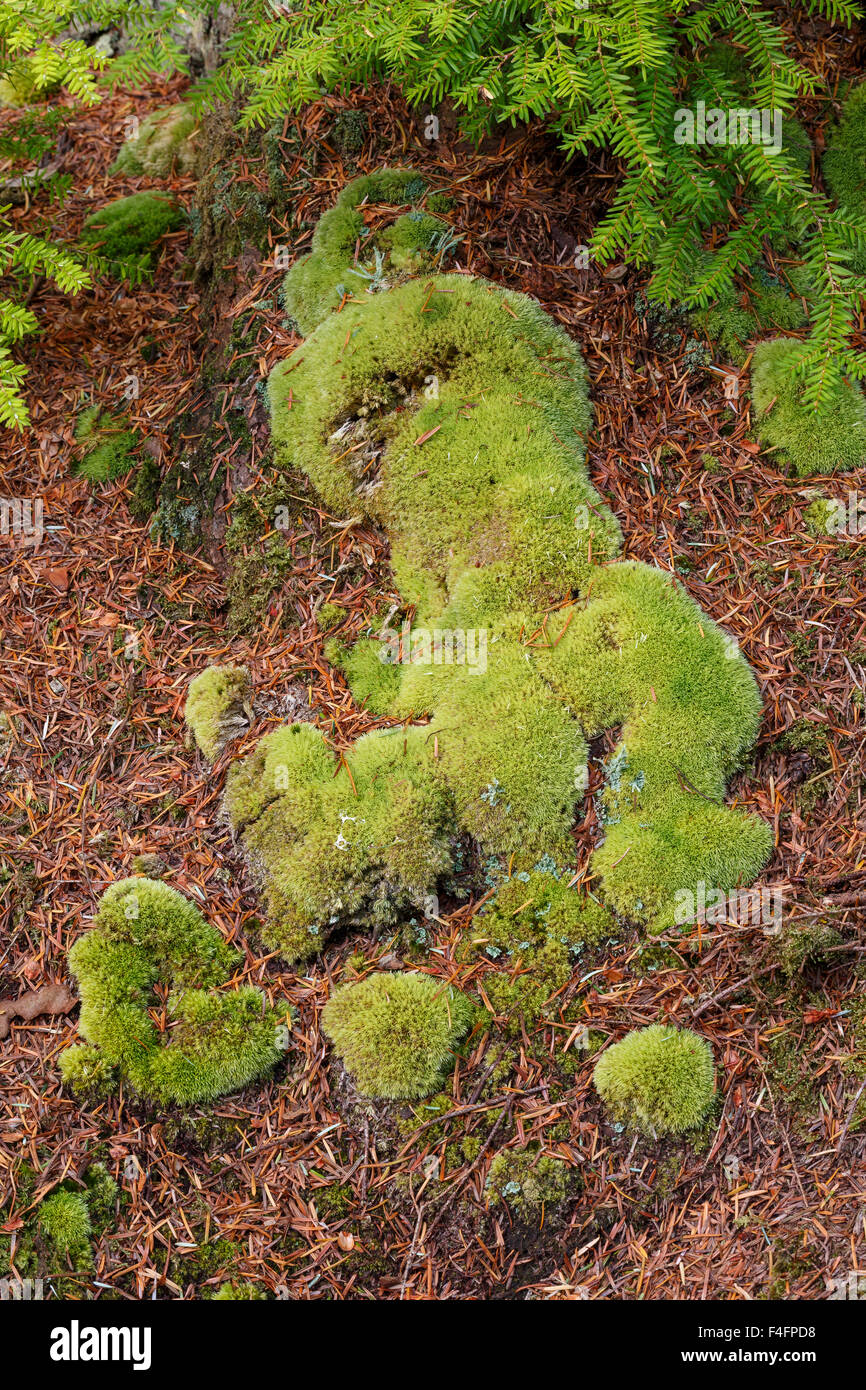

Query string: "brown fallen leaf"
[43, 566, 69, 592]
[0, 982, 76, 1040]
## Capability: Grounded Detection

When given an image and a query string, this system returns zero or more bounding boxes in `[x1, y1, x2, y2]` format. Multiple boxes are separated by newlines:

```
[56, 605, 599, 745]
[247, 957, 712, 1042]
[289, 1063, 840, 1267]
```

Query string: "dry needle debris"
[1, 10, 864, 1304]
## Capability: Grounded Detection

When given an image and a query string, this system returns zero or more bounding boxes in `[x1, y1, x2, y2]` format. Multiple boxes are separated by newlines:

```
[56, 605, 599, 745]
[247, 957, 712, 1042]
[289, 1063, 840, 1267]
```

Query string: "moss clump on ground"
[751, 338, 866, 476]
[486, 1147, 570, 1215]
[80, 192, 183, 281]
[37, 1191, 92, 1269]
[776, 921, 842, 977]
[322, 971, 474, 1099]
[73, 406, 138, 484]
[470, 869, 614, 1029]
[593, 1024, 716, 1135]
[211, 1280, 266, 1300]
[223, 173, 770, 964]
[184, 664, 251, 761]
[692, 263, 810, 364]
[60, 878, 288, 1106]
[282, 167, 453, 334]
[804, 494, 846, 537]
[111, 103, 197, 178]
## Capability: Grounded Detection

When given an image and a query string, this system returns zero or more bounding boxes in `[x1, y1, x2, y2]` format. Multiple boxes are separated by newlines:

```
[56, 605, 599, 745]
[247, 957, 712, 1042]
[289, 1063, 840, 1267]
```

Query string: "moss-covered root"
[282, 167, 450, 333]
[185, 664, 252, 761]
[322, 971, 474, 1099]
[60, 878, 288, 1106]
[111, 103, 197, 178]
[751, 338, 866, 476]
[80, 193, 183, 281]
[593, 1024, 716, 1135]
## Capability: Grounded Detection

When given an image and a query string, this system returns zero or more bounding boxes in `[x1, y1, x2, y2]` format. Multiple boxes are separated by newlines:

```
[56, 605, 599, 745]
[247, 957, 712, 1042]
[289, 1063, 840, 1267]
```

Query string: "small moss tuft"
[486, 1147, 570, 1214]
[211, 1280, 266, 1300]
[593, 1024, 716, 1135]
[776, 921, 842, 977]
[751, 338, 866, 476]
[322, 970, 474, 1099]
[38, 1191, 92, 1268]
[111, 103, 197, 178]
[80, 192, 183, 281]
[72, 406, 138, 484]
[184, 664, 251, 761]
[60, 878, 288, 1106]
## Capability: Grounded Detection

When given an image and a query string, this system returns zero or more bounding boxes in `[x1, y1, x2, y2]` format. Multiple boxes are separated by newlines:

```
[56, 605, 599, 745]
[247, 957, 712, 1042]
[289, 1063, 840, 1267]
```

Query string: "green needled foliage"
[751, 338, 866, 477]
[37, 1191, 92, 1268]
[185, 664, 251, 761]
[80, 192, 183, 282]
[322, 971, 474, 1100]
[225, 174, 771, 958]
[72, 405, 138, 483]
[111, 102, 197, 178]
[593, 1024, 716, 1135]
[60, 878, 288, 1106]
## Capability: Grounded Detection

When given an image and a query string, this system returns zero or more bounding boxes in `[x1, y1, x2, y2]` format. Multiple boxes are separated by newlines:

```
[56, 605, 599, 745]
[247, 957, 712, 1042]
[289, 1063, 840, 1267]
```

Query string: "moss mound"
[72, 406, 138, 483]
[60, 878, 288, 1106]
[593, 1024, 716, 1135]
[824, 81, 866, 271]
[111, 103, 197, 178]
[37, 1191, 92, 1268]
[751, 337, 866, 476]
[223, 173, 770, 961]
[322, 970, 474, 1099]
[80, 192, 183, 281]
[185, 664, 251, 760]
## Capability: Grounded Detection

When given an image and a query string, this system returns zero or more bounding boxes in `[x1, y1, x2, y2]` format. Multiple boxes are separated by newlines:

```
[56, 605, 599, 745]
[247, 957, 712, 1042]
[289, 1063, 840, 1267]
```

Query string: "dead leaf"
[43, 567, 69, 592]
[0, 983, 76, 1040]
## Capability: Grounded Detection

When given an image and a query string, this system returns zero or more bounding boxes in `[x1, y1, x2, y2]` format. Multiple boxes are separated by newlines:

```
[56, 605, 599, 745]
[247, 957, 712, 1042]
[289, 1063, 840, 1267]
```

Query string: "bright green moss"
[470, 870, 614, 1028]
[318, 601, 348, 632]
[224, 174, 770, 958]
[322, 970, 474, 1099]
[593, 1024, 716, 1135]
[37, 1191, 92, 1268]
[486, 1147, 569, 1214]
[60, 878, 288, 1106]
[80, 192, 183, 281]
[211, 1280, 266, 1300]
[823, 81, 866, 270]
[751, 338, 866, 475]
[111, 103, 197, 178]
[804, 494, 845, 536]
[282, 168, 450, 334]
[184, 664, 251, 761]
[72, 406, 138, 483]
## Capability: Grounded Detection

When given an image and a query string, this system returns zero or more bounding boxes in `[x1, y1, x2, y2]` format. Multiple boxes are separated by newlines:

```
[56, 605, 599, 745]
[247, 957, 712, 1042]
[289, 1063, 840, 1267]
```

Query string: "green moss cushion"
[80, 193, 183, 281]
[61, 879, 288, 1105]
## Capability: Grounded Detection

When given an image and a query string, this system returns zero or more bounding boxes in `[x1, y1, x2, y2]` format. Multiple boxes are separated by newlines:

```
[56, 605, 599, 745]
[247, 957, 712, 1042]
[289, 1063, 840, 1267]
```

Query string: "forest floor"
[1, 25, 865, 1300]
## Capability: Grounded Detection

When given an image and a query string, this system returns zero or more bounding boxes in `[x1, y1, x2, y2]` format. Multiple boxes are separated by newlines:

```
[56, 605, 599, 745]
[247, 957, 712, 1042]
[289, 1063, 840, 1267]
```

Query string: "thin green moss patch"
[823, 81, 866, 271]
[80, 192, 183, 282]
[486, 1147, 570, 1214]
[60, 878, 288, 1106]
[322, 970, 474, 1099]
[111, 103, 197, 178]
[211, 1280, 266, 1300]
[185, 664, 252, 761]
[72, 406, 138, 484]
[37, 1191, 92, 1269]
[593, 1024, 716, 1136]
[751, 338, 866, 476]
